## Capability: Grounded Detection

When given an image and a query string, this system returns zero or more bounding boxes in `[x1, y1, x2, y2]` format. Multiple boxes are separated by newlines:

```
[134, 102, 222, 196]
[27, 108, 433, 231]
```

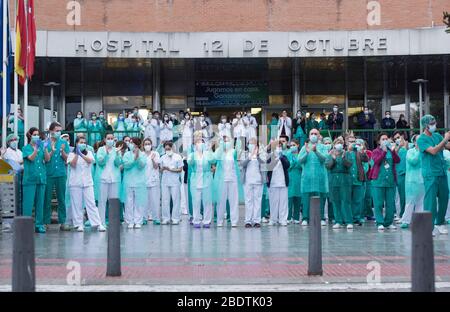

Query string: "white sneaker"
[134, 224, 142, 229]
[172, 220, 180, 225]
[287, 219, 292, 224]
[75, 226, 84, 232]
[332, 224, 342, 229]
[231, 223, 238, 227]
[436, 225, 448, 235]
[262, 217, 269, 223]
[294, 220, 300, 224]
[395, 219, 402, 224]
[127, 223, 134, 229]
[347, 224, 354, 230]
[394, 216, 400, 222]
[98, 225, 106, 232]
[387, 224, 397, 230]
[320, 220, 327, 226]
[216, 221, 223, 227]
[301, 220, 308, 226]
[377, 225, 385, 231]
[268, 221, 276, 226]
[280, 222, 287, 226]
[161, 220, 170, 225]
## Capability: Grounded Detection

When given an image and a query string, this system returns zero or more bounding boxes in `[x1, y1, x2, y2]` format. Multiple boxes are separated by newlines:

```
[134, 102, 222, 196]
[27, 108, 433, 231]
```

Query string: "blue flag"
[0, 0, 13, 119]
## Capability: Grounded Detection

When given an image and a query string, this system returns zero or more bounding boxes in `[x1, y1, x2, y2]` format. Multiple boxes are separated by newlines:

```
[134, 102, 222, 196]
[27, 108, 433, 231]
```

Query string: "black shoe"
[245, 223, 252, 228]
[253, 223, 261, 228]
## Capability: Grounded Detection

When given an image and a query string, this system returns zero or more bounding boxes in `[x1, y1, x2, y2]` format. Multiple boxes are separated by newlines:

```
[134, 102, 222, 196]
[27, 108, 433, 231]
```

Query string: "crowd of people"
[1, 108, 449, 236]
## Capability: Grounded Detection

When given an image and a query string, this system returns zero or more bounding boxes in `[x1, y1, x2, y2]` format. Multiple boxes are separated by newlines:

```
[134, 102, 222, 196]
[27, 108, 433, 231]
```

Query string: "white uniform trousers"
[124, 187, 144, 225]
[244, 183, 263, 224]
[269, 187, 288, 224]
[70, 186, 102, 228]
[192, 187, 213, 225]
[217, 181, 239, 225]
[146, 186, 161, 221]
[400, 186, 425, 224]
[180, 171, 188, 215]
[161, 184, 181, 223]
[98, 182, 120, 226]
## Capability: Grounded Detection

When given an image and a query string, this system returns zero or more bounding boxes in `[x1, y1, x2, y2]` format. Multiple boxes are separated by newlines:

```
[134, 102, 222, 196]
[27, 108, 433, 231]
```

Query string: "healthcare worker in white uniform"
[160, 141, 184, 225]
[95, 133, 123, 227]
[244, 110, 258, 142]
[2, 134, 23, 170]
[180, 112, 194, 156]
[67, 136, 105, 232]
[160, 113, 174, 143]
[143, 138, 161, 225]
[218, 115, 232, 139]
[122, 137, 147, 229]
[143, 111, 158, 149]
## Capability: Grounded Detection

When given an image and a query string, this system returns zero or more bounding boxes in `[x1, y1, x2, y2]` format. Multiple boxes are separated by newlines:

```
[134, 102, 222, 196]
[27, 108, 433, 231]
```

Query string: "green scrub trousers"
[423, 175, 448, 225]
[44, 176, 67, 224]
[320, 196, 334, 221]
[330, 185, 352, 225]
[302, 192, 326, 221]
[23, 184, 46, 228]
[396, 174, 406, 217]
[372, 186, 396, 227]
[363, 182, 374, 217]
[351, 184, 366, 222]
[288, 196, 302, 221]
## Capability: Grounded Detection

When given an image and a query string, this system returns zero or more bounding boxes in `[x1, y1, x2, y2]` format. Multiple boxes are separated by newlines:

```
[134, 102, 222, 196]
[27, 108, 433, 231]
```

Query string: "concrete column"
[382, 60, 389, 115]
[344, 58, 349, 130]
[363, 58, 368, 108]
[292, 58, 300, 115]
[423, 57, 430, 115]
[81, 59, 85, 113]
[60, 58, 66, 127]
[153, 59, 161, 112]
[405, 59, 411, 126]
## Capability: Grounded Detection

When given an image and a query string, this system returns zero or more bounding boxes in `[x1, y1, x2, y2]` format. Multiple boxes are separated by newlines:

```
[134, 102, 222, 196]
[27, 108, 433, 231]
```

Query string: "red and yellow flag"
[15, 0, 36, 85]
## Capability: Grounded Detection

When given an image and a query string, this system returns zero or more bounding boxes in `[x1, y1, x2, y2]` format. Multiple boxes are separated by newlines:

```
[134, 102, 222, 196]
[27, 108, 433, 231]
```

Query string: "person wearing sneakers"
[160, 141, 184, 225]
[22, 128, 50, 233]
[67, 136, 105, 232]
[266, 140, 290, 226]
[241, 138, 266, 228]
[327, 137, 353, 230]
[298, 128, 329, 226]
[143, 138, 161, 225]
[212, 136, 244, 227]
[417, 115, 450, 235]
[286, 140, 302, 224]
[368, 133, 400, 231]
[399, 135, 424, 228]
[122, 137, 147, 229]
[95, 133, 123, 227]
[393, 131, 408, 221]
[188, 138, 215, 228]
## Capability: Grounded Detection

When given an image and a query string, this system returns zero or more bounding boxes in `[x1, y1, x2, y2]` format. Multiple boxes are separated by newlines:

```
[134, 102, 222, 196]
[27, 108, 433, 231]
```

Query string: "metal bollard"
[411, 212, 435, 292]
[308, 196, 323, 276]
[12, 217, 35, 292]
[14, 173, 22, 217]
[106, 198, 121, 277]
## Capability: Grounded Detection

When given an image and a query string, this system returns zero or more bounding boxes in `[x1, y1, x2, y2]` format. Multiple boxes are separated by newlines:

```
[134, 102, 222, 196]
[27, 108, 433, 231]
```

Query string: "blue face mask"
[128, 143, 135, 152]
[31, 135, 40, 143]
[325, 144, 332, 151]
[106, 139, 115, 147]
[428, 124, 437, 133]
[334, 144, 343, 151]
[78, 144, 87, 151]
[290, 146, 298, 153]
[9, 141, 18, 149]
[309, 135, 318, 144]
[382, 140, 391, 149]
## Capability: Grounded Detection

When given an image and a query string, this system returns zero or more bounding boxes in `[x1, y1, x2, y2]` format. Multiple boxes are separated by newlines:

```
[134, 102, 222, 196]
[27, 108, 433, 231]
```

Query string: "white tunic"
[67, 151, 95, 187]
[145, 151, 161, 187]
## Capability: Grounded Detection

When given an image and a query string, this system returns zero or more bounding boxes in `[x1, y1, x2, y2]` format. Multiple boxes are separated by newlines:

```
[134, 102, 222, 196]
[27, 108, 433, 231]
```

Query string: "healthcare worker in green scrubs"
[416, 115, 450, 235]
[320, 137, 334, 223]
[368, 133, 400, 231]
[73, 111, 88, 140]
[326, 137, 353, 230]
[22, 128, 50, 233]
[286, 139, 302, 224]
[393, 131, 408, 220]
[298, 128, 329, 226]
[347, 137, 369, 225]
[88, 113, 103, 146]
[44, 122, 70, 231]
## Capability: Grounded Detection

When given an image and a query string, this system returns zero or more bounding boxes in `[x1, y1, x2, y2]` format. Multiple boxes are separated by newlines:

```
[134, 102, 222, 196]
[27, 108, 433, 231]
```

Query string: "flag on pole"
[15, 0, 35, 85]
[0, 0, 12, 117]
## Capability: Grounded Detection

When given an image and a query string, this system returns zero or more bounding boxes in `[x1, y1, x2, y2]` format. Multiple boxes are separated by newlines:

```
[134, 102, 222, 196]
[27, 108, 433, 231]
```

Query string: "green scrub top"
[318, 120, 328, 130]
[395, 147, 407, 176]
[328, 155, 352, 187]
[348, 151, 363, 186]
[22, 144, 47, 185]
[286, 150, 302, 197]
[371, 150, 395, 188]
[417, 133, 446, 178]
[46, 138, 70, 177]
[299, 143, 329, 194]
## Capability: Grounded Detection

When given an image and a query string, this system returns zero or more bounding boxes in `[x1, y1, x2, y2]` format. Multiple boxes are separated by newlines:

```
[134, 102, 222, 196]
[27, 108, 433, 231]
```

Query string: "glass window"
[366, 57, 384, 126]
[426, 56, 444, 128]
[348, 57, 364, 128]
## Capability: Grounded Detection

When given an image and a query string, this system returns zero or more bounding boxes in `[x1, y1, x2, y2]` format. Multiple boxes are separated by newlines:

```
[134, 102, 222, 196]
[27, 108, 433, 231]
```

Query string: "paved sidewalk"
[1, 212, 449, 290]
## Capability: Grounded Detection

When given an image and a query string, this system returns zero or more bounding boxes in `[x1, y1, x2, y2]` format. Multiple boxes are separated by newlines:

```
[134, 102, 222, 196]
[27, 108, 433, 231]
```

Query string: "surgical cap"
[6, 134, 17, 142]
[420, 115, 436, 128]
[322, 137, 332, 144]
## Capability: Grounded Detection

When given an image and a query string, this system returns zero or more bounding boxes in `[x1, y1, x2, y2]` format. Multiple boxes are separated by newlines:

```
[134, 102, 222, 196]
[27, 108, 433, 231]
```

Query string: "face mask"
[408, 143, 415, 150]
[356, 145, 362, 152]
[31, 135, 40, 143]
[386, 114, 391, 118]
[221, 119, 227, 123]
[325, 144, 332, 151]
[382, 140, 391, 149]
[164, 117, 169, 121]
[92, 116, 97, 120]
[200, 116, 205, 121]
[334, 144, 343, 151]
[310, 134, 318, 144]
[364, 110, 369, 115]
[148, 114, 153, 120]
[144, 145, 152, 152]
[52, 131, 61, 138]
[297, 113, 301, 117]
[128, 143, 135, 151]
[99, 114, 104, 119]
[119, 116, 124, 121]
[290, 146, 298, 153]
[236, 115, 241, 119]
[134, 111, 138, 115]
[185, 115, 190, 120]
[248, 144, 256, 153]
[247, 113, 251, 117]
[395, 139, 401, 145]
[9, 141, 18, 149]
[282, 143, 287, 150]
[78, 143, 87, 151]
[428, 124, 437, 133]
[166, 150, 173, 156]
[106, 139, 115, 147]
[171, 114, 176, 119]
[154, 115, 160, 119]
[333, 107, 338, 112]
[77, 115, 82, 119]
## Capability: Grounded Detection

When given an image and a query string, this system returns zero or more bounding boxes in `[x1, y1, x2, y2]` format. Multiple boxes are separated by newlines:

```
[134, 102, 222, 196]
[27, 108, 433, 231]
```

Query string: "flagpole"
[2, 0, 8, 149]
[13, 0, 18, 137]
[23, 0, 27, 142]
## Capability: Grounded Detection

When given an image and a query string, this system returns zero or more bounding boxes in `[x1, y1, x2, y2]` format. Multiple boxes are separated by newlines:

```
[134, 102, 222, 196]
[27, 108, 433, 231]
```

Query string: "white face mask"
[310, 134, 318, 143]
[428, 124, 437, 133]
[221, 119, 227, 123]
[144, 145, 152, 152]
[386, 114, 391, 118]
[166, 150, 173, 156]
[333, 107, 338, 112]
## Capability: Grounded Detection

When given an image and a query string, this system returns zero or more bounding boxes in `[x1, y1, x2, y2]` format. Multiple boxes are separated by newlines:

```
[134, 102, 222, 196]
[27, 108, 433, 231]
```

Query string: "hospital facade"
[19, 0, 450, 130]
